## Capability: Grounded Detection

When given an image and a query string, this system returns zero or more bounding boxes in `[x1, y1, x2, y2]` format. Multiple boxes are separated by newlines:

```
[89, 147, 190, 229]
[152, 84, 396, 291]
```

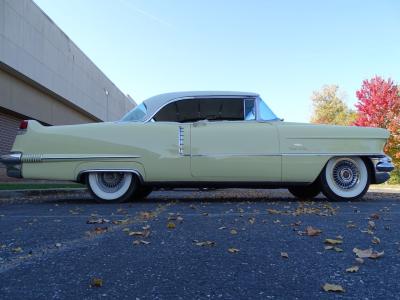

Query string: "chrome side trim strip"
[191, 153, 281, 157]
[21, 154, 141, 163]
[281, 153, 385, 157]
[190, 153, 384, 158]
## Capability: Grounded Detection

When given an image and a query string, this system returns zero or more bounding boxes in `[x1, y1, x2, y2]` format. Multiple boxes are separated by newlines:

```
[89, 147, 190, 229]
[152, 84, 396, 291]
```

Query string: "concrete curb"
[0, 188, 92, 204]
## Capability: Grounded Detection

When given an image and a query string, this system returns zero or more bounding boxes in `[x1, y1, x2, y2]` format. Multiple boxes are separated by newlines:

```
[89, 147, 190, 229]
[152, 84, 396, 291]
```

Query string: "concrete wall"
[0, 0, 135, 122]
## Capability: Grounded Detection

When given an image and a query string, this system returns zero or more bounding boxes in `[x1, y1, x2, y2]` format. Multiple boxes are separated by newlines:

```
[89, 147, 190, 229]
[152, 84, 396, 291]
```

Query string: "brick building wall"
[0, 108, 23, 181]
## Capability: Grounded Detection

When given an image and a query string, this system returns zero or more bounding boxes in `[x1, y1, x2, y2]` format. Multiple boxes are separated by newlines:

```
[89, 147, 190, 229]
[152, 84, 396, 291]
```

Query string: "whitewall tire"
[87, 172, 137, 203]
[320, 157, 370, 201]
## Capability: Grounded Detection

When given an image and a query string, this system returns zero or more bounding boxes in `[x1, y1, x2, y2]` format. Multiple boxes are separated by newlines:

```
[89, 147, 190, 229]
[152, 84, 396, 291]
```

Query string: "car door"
[190, 99, 281, 182]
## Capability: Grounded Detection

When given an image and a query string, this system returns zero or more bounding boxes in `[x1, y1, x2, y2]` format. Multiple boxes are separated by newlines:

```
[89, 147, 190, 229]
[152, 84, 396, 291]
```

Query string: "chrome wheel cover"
[325, 157, 368, 198]
[88, 172, 132, 201]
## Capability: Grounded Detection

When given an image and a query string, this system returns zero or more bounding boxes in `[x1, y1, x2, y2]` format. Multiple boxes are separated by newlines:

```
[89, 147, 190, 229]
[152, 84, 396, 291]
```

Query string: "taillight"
[19, 120, 28, 130]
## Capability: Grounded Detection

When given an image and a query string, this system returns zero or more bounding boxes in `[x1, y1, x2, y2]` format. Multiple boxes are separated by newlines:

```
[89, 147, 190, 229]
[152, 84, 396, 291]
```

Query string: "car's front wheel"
[87, 172, 137, 203]
[320, 157, 370, 201]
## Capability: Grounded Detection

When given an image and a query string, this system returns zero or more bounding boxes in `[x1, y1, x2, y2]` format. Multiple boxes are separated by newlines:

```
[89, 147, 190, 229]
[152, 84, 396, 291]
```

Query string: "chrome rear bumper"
[371, 156, 395, 184]
[0, 152, 22, 178]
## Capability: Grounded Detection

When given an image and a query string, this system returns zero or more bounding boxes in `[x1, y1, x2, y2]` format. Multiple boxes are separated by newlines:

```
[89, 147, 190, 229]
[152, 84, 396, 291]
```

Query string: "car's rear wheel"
[288, 181, 321, 199]
[320, 157, 370, 201]
[87, 172, 137, 203]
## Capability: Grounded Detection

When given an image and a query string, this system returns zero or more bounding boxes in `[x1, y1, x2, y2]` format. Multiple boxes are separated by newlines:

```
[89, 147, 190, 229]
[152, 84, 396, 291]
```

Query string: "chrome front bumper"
[371, 156, 395, 184]
[0, 152, 22, 178]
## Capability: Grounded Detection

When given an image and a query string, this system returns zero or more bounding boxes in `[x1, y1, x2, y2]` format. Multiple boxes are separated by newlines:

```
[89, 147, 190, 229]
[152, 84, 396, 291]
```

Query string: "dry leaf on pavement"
[167, 222, 176, 229]
[86, 218, 110, 224]
[112, 219, 130, 225]
[90, 278, 103, 288]
[93, 227, 108, 234]
[193, 240, 215, 247]
[280, 252, 289, 258]
[305, 226, 322, 236]
[228, 248, 240, 253]
[353, 248, 384, 259]
[346, 266, 359, 273]
[324, 239, 343, 245]
[372, 236, 381, 244]
[230, 229, 238, 235]
[322, 283, 345, 293]
[133, 240, 150, 245]
[12, 247, 23, 253]
[248, 217, 255, 224]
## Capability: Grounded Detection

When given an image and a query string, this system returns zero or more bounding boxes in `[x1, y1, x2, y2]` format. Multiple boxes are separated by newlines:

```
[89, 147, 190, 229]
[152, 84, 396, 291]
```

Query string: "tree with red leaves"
[355, 76, 400, 182]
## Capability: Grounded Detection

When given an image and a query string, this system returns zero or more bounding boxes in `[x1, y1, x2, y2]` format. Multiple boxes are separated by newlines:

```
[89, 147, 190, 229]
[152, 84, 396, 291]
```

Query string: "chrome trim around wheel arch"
[77, 169, 144, 183]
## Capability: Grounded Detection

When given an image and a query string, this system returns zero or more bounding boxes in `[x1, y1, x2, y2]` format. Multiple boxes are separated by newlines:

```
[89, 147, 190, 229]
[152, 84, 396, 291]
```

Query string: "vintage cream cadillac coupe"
[1, 91, 394, 203]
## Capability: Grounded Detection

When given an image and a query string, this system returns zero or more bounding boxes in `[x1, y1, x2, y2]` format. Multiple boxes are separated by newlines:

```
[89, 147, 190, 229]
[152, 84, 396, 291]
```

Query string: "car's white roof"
[143, 91, 259, 118]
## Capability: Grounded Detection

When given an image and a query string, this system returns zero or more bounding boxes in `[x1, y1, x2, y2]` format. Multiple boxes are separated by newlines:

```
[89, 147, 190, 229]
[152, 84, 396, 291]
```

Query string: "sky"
[34, 0, 400, 122]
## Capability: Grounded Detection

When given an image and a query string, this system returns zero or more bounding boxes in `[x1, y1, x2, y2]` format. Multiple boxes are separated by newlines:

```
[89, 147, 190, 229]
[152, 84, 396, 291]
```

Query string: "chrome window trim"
[145, 95, 254, 123]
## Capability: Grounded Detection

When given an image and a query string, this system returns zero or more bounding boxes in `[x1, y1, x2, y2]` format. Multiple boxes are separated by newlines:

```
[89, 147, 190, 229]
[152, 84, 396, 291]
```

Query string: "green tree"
[310, 85, 356, 126]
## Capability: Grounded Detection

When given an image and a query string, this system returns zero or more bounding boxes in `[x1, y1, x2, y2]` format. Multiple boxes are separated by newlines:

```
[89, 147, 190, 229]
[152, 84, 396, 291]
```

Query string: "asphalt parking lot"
[0, 188, 399, 299]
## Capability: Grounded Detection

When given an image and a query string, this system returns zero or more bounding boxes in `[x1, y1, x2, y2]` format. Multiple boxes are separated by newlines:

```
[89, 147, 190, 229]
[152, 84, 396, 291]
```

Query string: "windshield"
[120, 103, 147, 122]
[258, 97, 279, 121]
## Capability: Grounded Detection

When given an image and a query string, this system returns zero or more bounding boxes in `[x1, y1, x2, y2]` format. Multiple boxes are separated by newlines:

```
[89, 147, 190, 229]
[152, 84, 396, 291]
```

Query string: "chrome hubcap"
[97, 172, 125, 193]
[332, 160, 360, 190]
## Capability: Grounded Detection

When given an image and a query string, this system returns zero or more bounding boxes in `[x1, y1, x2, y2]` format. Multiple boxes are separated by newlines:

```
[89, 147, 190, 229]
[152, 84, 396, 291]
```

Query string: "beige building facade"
[0, 0, 136, 180]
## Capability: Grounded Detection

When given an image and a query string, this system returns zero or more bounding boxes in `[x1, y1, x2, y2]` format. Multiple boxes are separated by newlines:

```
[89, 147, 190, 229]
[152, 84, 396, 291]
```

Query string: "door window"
[153, 98, 247, 122]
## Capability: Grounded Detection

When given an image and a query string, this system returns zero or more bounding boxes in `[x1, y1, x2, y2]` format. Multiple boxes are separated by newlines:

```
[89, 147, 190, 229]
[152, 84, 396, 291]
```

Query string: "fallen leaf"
[122, 228, 130, 232]
[86, 218, 110, 224]
[368, 221, 376, 230]
[193, 240, 215, 247]
[12, 247, 23, 253]
[334, 247, 343, 252]
[372, 236, 380, 244]
[267, 208, 282, 214]
[142, 225, 151, 230]
[336, 235, 343, 240]
[93, 227, 108, 234]
[355, 258, 364, 264]
[322, 283, 345, 293]
[324, 239, 343, 245]
[218, 226, 227, 230]
[346, 223, 357, 229]
[353, 248, 384, 259]
[133, 240, 151, 245]
[248, 217, 255, 224]
[112, 219, 130, 225]
[306, 226, 322, 236]
[324, 246, 334, 250]
[90, 278, 103, 287]
[167, 222, 176, 229]
[230, 229, 238, 235]
[370, 213, 380, 220]
[116, 208, 128, 214]
[140, 212, 153, 220]
[55, 243, 62, 248]
[202, 212, 209, 216]
[346, 266, 359, 273]
[281, 252, 289, 258]
[228, 248, 240, 253]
